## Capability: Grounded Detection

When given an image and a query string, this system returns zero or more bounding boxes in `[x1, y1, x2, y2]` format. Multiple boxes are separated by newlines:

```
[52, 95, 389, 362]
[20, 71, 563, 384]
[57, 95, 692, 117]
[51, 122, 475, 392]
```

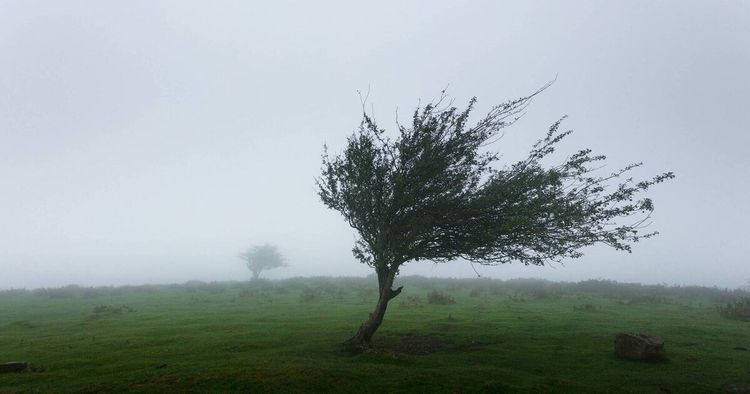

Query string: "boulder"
[0, 361, 28, 373]
[614, 332, 666, 361]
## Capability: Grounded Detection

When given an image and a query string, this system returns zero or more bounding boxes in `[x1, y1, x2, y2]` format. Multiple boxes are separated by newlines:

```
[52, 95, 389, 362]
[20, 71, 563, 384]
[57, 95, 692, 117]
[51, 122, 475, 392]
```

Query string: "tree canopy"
[317, 86, 673, 350]
[240, 243, 286, 280]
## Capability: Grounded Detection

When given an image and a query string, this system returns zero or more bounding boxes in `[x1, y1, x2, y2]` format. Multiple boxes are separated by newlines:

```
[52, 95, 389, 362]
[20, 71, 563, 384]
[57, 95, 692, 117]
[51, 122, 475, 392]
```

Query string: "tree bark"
[343, 267, 402, 352]
[251, 270, 260, 280]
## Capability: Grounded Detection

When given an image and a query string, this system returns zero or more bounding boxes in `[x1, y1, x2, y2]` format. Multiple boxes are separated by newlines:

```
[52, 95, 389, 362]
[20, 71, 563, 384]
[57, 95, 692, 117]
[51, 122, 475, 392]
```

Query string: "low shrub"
[427, 290, 455, 305]
[716, 297, 750, 321]
[399, 295, 423, 308]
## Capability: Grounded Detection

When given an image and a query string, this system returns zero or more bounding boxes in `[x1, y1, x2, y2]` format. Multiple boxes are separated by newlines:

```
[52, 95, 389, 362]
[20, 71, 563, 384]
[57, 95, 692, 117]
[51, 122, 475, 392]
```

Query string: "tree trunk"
[251, 270, 260, 280]
[343, 267, 402, 352]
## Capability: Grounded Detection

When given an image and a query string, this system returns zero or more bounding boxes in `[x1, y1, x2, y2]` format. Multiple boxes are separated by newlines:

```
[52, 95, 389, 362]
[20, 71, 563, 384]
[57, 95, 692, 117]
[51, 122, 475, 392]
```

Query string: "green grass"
[0, 278, 749, 393]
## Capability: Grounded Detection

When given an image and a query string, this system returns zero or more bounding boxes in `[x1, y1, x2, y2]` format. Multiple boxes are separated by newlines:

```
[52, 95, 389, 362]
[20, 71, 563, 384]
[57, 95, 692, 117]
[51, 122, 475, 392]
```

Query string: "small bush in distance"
[427, 290, 456, 305]
[716, 297, 750, 321]
[399, 295, 424, 308]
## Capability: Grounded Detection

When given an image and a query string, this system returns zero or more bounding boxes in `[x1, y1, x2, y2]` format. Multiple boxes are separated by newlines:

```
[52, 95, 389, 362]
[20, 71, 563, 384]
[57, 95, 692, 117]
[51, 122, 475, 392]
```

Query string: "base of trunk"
[343, 267, 403, 353]
[342, 335, 373, 353]
[342, 319, 379, 352]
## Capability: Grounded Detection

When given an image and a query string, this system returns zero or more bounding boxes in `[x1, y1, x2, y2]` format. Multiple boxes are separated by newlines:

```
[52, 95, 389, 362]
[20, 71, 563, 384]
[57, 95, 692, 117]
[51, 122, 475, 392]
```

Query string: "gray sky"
[1, 1, 748, 289]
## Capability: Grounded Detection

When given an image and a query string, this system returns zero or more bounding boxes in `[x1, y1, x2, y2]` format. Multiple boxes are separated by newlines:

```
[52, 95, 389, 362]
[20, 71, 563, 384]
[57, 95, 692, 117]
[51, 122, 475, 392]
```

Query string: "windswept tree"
[317, 86, 673, 350]
[240, 243, 286, 280]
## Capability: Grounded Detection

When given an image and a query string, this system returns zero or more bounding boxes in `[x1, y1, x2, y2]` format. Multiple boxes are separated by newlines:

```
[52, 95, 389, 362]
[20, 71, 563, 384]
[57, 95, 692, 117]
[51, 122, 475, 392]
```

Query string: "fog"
[1, 1, 748, 290]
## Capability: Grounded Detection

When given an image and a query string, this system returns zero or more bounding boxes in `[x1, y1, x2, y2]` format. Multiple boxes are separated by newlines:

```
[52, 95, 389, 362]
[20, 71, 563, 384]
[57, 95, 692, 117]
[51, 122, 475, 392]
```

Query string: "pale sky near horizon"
[1, 1, 749, 289]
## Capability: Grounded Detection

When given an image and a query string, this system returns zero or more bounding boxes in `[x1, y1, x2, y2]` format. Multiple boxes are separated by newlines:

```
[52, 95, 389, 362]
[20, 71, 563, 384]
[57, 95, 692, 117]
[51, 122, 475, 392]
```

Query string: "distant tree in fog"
[240, 243, 286, 280]
[317, 85, 674, 351]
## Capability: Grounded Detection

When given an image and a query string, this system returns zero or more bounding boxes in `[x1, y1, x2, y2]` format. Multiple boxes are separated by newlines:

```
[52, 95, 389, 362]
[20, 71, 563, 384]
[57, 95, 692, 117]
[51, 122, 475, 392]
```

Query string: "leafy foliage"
[239, 243, 286, 280]
[317, 87, 674, 272]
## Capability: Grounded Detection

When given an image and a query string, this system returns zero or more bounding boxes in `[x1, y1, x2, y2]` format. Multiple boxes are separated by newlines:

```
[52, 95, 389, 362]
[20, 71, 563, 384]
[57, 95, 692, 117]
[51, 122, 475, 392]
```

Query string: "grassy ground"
[0, 277, 748, 393]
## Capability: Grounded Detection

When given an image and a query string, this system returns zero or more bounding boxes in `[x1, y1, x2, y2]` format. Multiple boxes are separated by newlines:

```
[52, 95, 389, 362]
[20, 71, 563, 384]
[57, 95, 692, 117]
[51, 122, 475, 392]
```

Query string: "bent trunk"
[343, 267, 402, 351]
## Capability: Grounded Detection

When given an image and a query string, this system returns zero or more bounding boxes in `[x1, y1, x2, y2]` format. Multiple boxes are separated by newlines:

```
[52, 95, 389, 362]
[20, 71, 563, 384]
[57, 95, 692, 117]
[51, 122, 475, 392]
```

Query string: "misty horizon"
[2, 1, 749, 290]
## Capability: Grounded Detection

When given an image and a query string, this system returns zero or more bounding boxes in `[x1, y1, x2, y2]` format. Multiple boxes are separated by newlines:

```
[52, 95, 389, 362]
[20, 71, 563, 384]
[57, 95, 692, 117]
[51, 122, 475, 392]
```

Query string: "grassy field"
[0, 277, 748, 393]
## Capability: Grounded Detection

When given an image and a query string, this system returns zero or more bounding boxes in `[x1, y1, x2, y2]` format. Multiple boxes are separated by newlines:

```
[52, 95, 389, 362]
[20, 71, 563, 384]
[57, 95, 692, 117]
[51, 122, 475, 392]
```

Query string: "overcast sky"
[1, 1, 748, 289]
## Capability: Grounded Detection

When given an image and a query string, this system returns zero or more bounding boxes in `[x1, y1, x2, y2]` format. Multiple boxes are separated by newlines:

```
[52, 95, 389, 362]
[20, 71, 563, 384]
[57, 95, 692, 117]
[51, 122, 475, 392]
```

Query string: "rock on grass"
[614, 333, 667, 361]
